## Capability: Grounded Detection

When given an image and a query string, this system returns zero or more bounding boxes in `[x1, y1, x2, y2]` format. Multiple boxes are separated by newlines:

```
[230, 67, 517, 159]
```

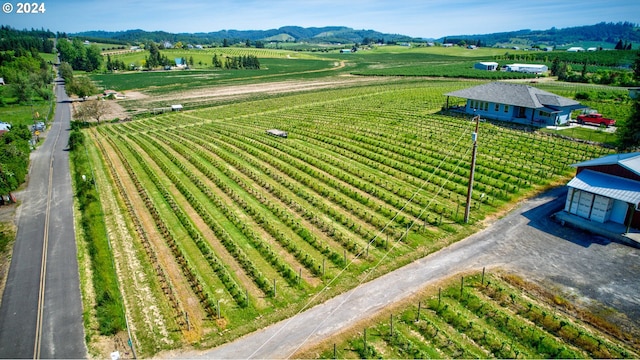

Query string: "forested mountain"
[73, 26, 415, 45]
[442, 22, 640, 47]
[71, 22, 639, 47]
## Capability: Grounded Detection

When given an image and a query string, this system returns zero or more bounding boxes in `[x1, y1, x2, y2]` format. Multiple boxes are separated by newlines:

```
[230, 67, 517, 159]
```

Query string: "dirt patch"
[118, 76, 391, 112]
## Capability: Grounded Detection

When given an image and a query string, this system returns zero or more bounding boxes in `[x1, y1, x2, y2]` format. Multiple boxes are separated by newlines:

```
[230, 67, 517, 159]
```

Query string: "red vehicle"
[576, 113, 616, 127]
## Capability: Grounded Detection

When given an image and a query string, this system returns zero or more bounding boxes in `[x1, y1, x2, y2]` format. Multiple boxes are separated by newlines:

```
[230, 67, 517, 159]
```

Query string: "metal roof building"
[564, 152, 640, 230]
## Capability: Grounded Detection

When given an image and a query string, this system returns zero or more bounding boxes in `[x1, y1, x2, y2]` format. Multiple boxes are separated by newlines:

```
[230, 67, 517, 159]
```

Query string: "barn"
[504, 63, 548, 74]
[474, 62, 498, 71]
[563, 152, 640, 235]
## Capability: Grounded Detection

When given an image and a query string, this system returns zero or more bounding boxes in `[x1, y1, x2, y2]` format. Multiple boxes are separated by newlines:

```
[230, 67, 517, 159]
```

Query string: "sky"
[1, 0, 639, 39]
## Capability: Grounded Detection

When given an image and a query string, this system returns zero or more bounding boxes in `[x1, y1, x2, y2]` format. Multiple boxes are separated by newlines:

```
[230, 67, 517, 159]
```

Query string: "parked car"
[32, 122, 45, 131]
[576, 113, 615, 128]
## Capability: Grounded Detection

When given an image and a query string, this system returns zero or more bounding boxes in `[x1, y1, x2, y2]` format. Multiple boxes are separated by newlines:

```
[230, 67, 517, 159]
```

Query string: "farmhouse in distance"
[445, 82, 585, 127]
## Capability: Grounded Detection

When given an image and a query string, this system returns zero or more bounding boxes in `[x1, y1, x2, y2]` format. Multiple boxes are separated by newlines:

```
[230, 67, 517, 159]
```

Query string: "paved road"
[0, 76, 86, 357]
[178, 186, 639, 359]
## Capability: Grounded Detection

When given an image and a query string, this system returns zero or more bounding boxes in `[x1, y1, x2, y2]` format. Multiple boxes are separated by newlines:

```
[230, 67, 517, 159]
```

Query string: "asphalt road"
[0, 76, 86, 358]
[179, 186, 640, 359]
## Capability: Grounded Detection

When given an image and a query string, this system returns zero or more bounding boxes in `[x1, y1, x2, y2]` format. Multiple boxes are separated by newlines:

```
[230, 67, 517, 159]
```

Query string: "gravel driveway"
[171, 186, 640, 359]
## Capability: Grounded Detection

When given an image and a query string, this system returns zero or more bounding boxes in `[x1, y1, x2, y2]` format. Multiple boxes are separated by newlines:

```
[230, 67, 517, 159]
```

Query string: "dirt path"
[165, 186, 640, 359]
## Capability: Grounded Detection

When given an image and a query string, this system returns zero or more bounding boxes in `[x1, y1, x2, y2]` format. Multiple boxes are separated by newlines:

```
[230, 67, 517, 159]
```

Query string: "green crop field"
[84, 79, 617, 356]
[301, 271, 639, 359]
[62, 42, 638, 357]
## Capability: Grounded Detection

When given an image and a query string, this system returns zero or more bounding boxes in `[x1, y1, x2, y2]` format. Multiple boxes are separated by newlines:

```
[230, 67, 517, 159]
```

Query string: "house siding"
[466, 102, 570, 127]
[447, 82, 583, 127]
[577, 165, 640, 182]
[567, 162, 640, 229]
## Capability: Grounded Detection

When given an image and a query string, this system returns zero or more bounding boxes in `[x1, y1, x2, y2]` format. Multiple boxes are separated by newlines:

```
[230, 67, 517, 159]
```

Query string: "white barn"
[505, 63, 548, 74]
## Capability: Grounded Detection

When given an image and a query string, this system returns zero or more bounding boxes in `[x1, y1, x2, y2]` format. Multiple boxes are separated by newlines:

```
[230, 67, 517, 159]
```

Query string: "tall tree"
[66, 76, 97, 98]
[74, 99, 108, 123]
[146, 42, 161, 69]
[617, 52, 640, 149]
[85, 44, 102, 71]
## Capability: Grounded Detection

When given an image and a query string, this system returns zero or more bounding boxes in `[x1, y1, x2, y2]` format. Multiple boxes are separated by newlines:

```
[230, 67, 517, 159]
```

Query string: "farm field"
[84, 78, 616, 356]
[296, 271, 640, 359]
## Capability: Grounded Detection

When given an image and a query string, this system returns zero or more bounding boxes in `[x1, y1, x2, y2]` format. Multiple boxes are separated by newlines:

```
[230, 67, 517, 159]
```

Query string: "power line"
[248, 118, 476, 359]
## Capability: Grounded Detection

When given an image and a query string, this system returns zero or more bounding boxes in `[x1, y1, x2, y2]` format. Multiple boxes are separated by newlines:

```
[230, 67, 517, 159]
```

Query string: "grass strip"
[69, 126, 126, 335]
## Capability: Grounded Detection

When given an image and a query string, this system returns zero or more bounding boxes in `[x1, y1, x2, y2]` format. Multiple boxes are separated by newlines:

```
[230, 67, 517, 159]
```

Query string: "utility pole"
[464, 114, 480, 223]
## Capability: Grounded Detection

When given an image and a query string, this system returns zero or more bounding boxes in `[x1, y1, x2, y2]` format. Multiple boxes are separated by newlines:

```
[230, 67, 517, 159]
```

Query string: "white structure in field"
[504, 63, 548, 74]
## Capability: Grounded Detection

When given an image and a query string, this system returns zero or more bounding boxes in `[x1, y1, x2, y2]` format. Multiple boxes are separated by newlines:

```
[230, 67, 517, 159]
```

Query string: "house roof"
[572, 152, 640, 176]
[445, 82, 584, 110]
[568, 169, 640, 206]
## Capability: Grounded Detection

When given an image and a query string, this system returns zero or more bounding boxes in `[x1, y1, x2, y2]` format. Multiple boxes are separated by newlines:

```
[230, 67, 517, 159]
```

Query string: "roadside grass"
[0, 222, 13, 254]
[301, 271, 639, 359]
[69, 127, 126, 335]
[0, 97, 53, 127]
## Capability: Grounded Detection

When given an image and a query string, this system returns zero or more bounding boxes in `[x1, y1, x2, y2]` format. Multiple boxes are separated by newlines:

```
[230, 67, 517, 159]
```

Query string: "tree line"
[211, 54, 260, 70]
[0, 26, 55, 53]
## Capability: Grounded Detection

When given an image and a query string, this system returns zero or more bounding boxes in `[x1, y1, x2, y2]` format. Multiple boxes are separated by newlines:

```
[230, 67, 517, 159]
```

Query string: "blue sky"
[1, 0, 638, 39]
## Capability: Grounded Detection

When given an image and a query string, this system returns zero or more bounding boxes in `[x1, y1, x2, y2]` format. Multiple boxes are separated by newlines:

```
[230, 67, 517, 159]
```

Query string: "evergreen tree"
[550, 57, 560, 76]
[146, 42, 161, 68]
[617, 52, 640, 149]
[617, 99, 640, 149]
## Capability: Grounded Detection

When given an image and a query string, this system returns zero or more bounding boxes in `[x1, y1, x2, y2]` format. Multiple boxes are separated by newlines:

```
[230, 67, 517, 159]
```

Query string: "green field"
[85, 79, 618, 355]
[303, 271, 639, 359]
[63, 44, 638, 357]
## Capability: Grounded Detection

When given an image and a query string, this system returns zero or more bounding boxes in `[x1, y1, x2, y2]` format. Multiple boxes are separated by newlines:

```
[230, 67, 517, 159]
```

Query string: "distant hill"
[440, 21, 640, 48]
[71, 22, 639, 48]
[72, 26, 415, 45]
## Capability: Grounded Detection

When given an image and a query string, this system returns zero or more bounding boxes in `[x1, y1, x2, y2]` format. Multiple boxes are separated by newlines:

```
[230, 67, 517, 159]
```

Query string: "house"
[444, 82, 585, 126]
[563, 152, 640, 234]
[567, 47, 585, 52]
[171, 104, 183, 111]
[504, 63, 548, 74]
[474, 62, 498, 71]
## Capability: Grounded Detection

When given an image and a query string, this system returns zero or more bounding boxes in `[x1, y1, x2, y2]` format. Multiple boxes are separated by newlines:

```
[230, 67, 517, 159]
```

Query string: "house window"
[483, 102, 489, 111]
[494, 103, 500, 112]
[538, 110, 550, 117]
[504, 105, 509, 113]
